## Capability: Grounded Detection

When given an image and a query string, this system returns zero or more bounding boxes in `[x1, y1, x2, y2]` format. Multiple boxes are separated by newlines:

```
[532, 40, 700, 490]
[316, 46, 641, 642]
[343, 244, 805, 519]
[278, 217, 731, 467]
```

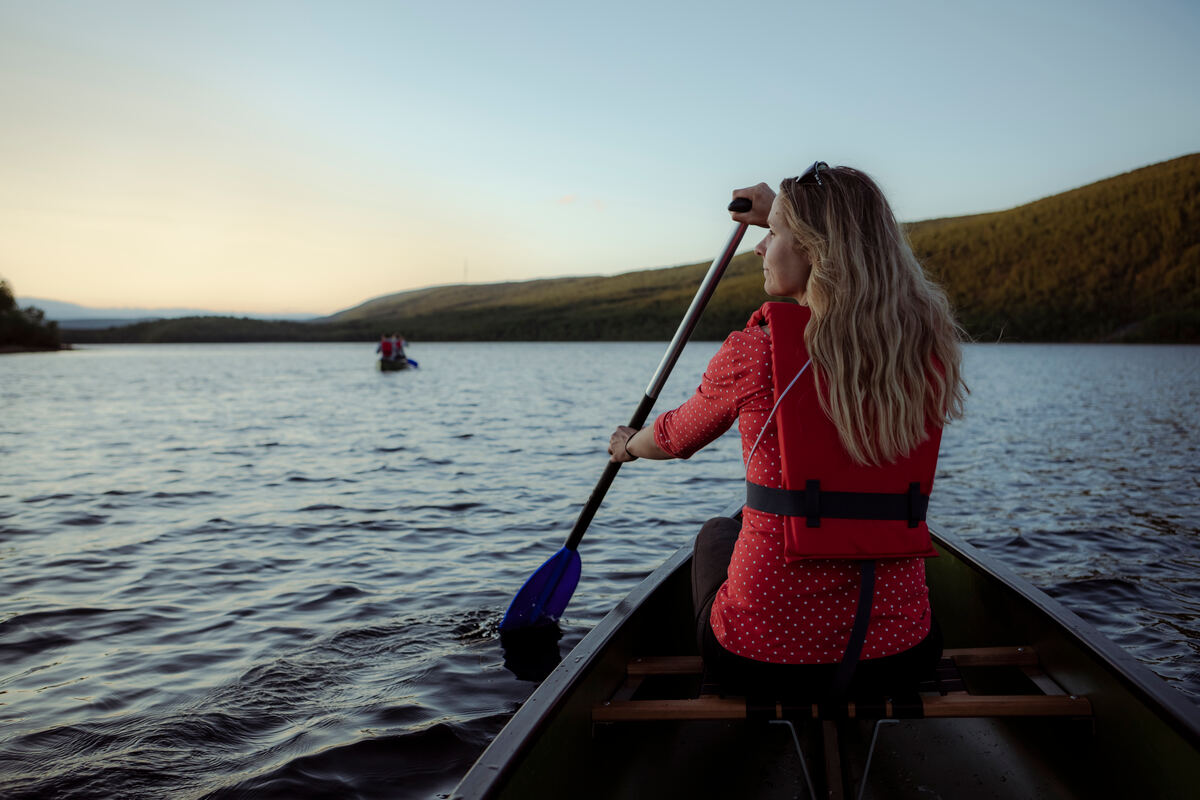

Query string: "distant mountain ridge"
[20, 297, 319, 325]
[64, 154, 1200, 344]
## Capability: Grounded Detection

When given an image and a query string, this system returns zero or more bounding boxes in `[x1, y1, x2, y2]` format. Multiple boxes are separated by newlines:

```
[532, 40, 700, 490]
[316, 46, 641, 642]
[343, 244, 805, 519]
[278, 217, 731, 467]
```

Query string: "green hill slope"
[319, 251, 769, 341]
[907, 154, 1200, 341]
[321, 153, 1198, 343]
[68, 154, 1199, 344]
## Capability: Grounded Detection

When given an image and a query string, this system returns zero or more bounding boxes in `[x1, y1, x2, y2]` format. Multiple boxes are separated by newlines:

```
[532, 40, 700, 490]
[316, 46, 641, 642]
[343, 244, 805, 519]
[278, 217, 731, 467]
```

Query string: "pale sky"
[2, 0, 1197, 315]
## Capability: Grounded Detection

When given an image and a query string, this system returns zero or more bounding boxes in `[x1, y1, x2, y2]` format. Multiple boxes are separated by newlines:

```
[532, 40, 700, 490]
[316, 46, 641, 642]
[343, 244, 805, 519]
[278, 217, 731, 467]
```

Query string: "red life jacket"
[745, 302, 940, 562]
[381, 340, 394, 357]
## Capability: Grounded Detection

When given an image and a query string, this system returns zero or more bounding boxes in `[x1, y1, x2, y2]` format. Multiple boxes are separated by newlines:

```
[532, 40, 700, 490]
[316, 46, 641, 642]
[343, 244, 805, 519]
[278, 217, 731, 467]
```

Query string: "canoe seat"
[592, 646, 1093, 723]
[594, 646, 1093, 800]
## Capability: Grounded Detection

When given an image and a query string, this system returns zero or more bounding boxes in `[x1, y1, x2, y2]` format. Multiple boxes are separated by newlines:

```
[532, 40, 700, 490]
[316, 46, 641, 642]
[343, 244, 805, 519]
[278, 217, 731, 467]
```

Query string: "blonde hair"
[778, 166, 966, 465]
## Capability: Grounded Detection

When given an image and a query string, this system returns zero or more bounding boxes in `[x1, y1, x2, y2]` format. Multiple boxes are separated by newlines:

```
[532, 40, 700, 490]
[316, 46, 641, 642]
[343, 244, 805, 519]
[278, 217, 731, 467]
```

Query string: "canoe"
[452, 512, 1200, 799]
[378, 358, 410, 371]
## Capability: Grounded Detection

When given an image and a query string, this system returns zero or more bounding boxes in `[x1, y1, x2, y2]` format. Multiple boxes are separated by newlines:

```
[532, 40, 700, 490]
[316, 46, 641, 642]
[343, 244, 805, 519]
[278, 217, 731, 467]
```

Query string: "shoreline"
[0, 344, 73, 355]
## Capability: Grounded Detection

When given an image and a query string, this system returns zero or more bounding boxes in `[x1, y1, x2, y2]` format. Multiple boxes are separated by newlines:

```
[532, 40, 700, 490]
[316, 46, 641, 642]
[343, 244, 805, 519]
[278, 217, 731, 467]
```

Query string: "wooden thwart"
[942, 646, 1040, 667]
[625, 646, 1039, 676]
[597, 646, 1092, 723]
[593, 693, 1091, 722]
[627, 655, 702, 676]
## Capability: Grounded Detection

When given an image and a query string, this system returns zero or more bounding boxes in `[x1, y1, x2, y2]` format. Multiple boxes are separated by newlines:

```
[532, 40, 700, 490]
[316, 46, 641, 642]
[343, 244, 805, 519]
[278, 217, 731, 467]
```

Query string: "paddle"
[499, 197, 753, 632]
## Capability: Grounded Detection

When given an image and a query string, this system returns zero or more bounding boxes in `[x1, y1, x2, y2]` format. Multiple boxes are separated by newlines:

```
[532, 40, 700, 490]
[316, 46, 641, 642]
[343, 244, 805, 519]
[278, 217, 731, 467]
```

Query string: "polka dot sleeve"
[652, 330, 765, 459]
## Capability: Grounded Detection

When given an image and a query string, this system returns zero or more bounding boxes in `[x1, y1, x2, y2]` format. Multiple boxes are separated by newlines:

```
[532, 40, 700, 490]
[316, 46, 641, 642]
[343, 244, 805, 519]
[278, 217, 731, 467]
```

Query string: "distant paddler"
[377, 332, 417, 370]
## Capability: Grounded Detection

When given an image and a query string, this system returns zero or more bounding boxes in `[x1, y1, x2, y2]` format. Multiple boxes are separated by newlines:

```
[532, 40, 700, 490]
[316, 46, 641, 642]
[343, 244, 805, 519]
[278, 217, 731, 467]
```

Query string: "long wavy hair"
[778, 166, 967, 465]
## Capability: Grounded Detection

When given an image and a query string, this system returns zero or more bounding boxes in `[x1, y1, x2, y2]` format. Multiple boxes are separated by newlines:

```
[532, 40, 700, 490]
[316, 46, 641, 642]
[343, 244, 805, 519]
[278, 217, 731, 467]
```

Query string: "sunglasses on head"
[792, 160, 829, 187]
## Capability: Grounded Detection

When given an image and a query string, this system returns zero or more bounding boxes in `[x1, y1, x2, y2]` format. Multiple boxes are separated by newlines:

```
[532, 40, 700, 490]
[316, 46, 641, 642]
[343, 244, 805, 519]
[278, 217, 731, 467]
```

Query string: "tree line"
[0, 280, 63, 350]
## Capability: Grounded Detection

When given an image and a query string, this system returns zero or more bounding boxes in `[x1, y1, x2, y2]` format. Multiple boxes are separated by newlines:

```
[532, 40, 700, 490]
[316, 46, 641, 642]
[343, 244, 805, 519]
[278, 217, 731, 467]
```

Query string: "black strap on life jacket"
[742, 480, 924, 696]
[831, 559, 876, 697]
[745, 479, 927, 528]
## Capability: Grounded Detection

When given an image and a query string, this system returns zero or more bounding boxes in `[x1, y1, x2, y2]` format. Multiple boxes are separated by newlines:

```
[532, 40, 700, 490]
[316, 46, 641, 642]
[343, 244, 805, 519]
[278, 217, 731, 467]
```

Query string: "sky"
[1, 0, 1197, 316]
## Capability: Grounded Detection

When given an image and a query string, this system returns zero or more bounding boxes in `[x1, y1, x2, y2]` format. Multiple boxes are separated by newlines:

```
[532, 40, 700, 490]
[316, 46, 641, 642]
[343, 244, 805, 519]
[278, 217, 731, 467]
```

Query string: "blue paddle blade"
[407, 358, 419, 368]
[499, 547, 581, 631]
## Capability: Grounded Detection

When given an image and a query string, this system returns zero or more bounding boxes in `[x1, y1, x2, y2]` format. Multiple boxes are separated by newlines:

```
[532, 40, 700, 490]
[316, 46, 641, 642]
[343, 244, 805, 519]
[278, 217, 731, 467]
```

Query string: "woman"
[607, 163, 966, 698]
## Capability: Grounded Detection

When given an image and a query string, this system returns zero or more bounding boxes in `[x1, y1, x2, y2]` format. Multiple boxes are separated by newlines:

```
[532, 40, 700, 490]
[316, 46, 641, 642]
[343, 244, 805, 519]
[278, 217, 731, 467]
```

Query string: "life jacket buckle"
[805, 480, 821, 528]
[907, 482, 921, 528]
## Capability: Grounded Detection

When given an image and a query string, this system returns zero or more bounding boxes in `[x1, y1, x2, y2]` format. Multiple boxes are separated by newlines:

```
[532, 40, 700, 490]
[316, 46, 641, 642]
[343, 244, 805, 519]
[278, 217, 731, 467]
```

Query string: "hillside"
[67, 154, 1200, 344]
[319, 153, 1199, 343]
[907, 154, 1200, 341]
[319, 252, 769, 341]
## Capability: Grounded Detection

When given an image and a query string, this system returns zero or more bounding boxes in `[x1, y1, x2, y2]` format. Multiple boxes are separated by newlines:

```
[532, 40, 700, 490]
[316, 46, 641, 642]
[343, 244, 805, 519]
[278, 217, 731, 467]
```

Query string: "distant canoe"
[378, 358, 410, 371]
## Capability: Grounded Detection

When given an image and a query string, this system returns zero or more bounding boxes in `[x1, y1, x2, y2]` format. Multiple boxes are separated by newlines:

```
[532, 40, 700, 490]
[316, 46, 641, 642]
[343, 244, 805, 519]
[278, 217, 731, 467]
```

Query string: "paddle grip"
[563, 394, 656, 551]
[728, 197, 752, 212]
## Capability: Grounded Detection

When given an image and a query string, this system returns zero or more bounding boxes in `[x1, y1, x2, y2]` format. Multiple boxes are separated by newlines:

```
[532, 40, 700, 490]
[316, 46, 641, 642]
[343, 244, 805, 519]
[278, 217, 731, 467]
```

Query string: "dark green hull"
[453, 527, 1200, 799]
[378, 358, 409, 371]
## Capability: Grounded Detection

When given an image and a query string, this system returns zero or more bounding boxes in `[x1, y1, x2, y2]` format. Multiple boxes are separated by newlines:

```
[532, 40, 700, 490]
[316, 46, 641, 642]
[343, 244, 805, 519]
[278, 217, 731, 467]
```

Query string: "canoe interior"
[454, 530, 1200, 799]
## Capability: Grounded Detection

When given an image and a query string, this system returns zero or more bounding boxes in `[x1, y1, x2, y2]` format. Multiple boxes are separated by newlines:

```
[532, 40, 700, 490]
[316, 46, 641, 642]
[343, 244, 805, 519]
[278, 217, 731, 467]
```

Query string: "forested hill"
[319, 153, 1200, 342]
[907, 153, 1199, 342]
[68, 154, 1199, 344]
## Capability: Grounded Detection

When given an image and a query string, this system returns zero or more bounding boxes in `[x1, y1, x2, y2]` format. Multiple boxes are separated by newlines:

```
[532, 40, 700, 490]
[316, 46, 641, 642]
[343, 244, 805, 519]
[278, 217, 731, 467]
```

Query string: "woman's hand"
[608, 426, 640, 463]
[731, 183, 775, 228]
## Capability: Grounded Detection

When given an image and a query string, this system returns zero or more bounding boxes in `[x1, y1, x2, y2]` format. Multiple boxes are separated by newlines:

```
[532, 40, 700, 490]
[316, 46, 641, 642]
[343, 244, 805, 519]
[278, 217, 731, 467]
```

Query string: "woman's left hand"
[608, 426, 639, 463]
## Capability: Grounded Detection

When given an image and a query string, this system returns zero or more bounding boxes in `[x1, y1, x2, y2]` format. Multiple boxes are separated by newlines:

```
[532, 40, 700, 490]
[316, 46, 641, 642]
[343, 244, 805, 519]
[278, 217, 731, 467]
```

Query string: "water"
[2, 342, 1198, 799]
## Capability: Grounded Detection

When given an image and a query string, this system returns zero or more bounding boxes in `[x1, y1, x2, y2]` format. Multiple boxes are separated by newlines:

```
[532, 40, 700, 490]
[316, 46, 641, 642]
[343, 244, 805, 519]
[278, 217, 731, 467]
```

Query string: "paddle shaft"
[562, 219, 749, 551]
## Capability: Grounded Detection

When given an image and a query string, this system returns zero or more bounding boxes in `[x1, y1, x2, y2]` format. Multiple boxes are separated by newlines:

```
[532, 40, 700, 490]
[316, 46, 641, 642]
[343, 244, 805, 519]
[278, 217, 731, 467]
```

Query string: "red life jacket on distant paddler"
[745, 302, 941, 562]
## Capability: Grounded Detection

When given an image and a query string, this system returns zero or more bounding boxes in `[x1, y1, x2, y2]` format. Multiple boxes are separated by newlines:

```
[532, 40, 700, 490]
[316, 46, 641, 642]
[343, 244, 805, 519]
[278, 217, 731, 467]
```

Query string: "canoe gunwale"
[930, 525, 1200, 748]
[450, 545, 691, 799]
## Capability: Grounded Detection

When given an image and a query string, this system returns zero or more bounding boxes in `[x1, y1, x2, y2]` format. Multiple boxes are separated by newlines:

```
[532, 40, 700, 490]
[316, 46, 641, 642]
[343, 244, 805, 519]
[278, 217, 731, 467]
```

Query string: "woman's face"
[754, 195, 812, 303]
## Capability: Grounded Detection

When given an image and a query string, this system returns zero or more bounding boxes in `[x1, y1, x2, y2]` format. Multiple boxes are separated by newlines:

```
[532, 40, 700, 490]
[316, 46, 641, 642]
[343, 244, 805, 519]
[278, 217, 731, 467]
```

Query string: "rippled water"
[2, 342, 1197, 799]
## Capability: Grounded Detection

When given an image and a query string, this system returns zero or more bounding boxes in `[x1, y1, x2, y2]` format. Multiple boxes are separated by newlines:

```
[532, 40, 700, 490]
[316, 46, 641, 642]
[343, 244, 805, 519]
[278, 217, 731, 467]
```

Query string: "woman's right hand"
[608, 426, 639, 463]
[731, 183, 775, 228]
